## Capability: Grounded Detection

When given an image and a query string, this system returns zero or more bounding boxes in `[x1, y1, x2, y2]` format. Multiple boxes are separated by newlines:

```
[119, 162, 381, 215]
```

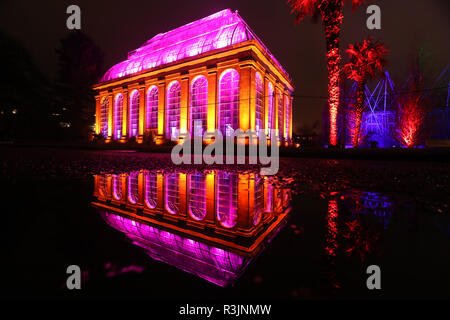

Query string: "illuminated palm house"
[93, 9, 294, 144]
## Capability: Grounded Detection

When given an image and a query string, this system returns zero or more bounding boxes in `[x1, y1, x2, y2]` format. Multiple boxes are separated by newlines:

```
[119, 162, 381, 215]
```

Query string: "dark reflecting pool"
[2, 152, 449, 299]
[92, 170, 291, 287]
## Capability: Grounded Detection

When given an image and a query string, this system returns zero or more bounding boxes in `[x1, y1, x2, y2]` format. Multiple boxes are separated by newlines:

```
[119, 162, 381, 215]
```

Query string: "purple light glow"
[190, 76, 208, 136]
[188, 173, 207, 221]
[100, 9, 289, 82]
[267, 82, 275, 135]
[100, 98, 109, 137]
[101, 210, 248, 287]
[128, 171, 139, 204]
[165, 173, 180, 214]
[145, 173, 157, 209]
[114, 94, 123, 139]
[146, 86, 159, 130]
[166, 81, 181, 139]
[255, 72, 263, 132]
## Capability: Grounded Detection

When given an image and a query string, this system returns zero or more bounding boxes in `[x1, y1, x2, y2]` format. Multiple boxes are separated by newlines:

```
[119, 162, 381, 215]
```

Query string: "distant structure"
[93, 9, 293, 144]
[341, 67, 450, 148]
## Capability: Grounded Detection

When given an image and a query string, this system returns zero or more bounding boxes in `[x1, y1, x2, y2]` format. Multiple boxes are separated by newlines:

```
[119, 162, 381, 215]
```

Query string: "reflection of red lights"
[325, 199, 338, 257]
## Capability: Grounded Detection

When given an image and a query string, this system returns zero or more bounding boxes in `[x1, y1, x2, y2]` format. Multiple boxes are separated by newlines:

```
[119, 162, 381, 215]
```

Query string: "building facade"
[93, 9, 294, 144]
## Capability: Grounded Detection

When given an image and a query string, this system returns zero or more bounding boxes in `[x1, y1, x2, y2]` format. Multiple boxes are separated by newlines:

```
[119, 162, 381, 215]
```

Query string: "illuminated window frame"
[166, 81, 181, 139]
[146, 86, 159, 130]
[255, 72, 264, 133]
[190, 76, 208, 137]
[218, 69, 239, 136]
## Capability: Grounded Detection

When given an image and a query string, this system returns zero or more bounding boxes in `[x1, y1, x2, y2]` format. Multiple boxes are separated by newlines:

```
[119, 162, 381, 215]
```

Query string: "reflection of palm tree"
[287, 0, 367, 146]
[344, 37, 388, 147]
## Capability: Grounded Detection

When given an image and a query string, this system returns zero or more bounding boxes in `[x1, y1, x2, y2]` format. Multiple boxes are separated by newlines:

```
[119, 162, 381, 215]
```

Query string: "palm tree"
[287, 0, 367, 146]
[344, 37, 388, 147]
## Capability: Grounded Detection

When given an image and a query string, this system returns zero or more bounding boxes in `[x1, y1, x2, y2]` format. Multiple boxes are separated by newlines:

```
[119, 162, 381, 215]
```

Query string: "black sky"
[1, 0, 449, 132]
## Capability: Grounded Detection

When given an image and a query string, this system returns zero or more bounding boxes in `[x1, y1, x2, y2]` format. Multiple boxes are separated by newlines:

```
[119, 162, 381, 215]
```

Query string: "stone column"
[121, 89, 129, 141]
[180, 76, 189, 136]
[95, 96, 101, 135]
[157, 82, 166, 143]
[107, 94, 114, 141]
[239, 66, 252, 131]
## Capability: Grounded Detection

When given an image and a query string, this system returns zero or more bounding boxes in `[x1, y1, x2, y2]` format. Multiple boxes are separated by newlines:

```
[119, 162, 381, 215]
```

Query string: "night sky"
[1, 0, 449, 133]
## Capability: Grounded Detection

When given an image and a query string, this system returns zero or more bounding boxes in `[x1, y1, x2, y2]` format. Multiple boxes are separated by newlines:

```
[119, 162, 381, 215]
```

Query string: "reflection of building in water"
[92, 170, 291, 286]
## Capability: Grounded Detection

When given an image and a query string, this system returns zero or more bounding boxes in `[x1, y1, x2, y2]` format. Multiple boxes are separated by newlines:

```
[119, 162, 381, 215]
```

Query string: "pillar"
[138, 86, 146, 143]
[180, 77, 189, 136]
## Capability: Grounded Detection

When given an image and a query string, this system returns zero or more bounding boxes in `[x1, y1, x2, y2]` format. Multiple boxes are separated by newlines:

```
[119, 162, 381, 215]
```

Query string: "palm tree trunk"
[321, 2, 343, 146]
[352, 81, 365, 147]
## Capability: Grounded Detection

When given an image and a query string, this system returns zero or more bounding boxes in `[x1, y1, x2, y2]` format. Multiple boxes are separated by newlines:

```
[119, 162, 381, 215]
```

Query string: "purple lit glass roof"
[101, 9, 288, 82]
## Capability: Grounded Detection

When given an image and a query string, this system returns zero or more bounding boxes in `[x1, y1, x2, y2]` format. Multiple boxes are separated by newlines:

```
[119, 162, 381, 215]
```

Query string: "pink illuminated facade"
[93, 9, 294, 144]
[92, 169, 292, 286]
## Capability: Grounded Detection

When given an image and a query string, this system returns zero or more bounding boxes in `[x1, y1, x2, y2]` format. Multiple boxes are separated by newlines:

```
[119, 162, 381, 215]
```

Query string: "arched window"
[129, 90, 139, 137]
[128, 171, 139, 204]
[190, 76, 208, 137]
[166, 81, 181, 139]
[216, 172, 238, 228]
[165, 173, 179, 214]
[255, 72, 264, 133]
[188, 173, 206, 221]
[253, 175, 264, 226]
[100, 98, 109, 137]
[145, 173, 157, 209]
[114, 94, 123, 140]
[218, 69, 239, 136]
[113, 175, 122, 200]
[278, 93, 284, 138]
[267, 82, 275, 135]
[146, 86, 158, 130]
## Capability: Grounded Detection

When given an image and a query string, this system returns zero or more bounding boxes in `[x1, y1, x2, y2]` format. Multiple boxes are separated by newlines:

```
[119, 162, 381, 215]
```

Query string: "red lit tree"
[287, 0, 367, 146]
[343, 37, 388, 147]
[396, 78, 427, 148]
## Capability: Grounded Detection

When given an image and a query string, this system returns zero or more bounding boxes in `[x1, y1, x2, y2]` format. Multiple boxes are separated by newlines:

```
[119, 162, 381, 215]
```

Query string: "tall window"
[145, 173, 157, 209]
[188, 173, 206, 221]
[114, 94, 123, 140]
[113, 175, 122, 200]
[100, 98, 109, 137]
[190, 76, 208, 137]
[166, 81, 181, 139]
[267, 82, 275, 135]
[165, 173, 179, 214]
[216, 172, 238, 228]
[278, 93, 284, 139]
[219, 69, 239, 136]
[146, 86, 158, 130]
[129, 90, 139, 137]
[255, 72, 264, 133]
